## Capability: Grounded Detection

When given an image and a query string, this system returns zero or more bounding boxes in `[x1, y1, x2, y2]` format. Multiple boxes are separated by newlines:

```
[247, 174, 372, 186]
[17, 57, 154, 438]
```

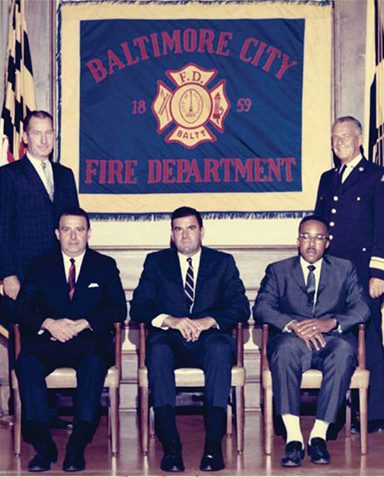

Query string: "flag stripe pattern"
[0, 0, 36, 166]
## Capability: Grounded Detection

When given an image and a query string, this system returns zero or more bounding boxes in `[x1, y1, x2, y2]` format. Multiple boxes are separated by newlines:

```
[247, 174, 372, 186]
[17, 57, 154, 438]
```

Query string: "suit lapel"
[292, 256, 306, 293]
[49, 252, 70, 307]
[21, 156, 53, 203]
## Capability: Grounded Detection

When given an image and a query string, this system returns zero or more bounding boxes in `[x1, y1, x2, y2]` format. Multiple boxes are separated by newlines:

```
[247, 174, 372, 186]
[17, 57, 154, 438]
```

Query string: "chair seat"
[11, 366, 119, 390]
[139, 366, 245, 387]
[262, 367, 369, 390]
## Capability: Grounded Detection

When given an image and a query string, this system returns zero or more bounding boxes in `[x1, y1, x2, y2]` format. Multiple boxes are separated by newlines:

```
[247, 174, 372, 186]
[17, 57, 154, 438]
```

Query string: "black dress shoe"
[281, 441, 304, 467]
[62, 450, 86, 472]
[200, 451, 225, 472]
[308, 437, 330, 464]
[368, 419, 384, 433]
[28, 446, 58, 472]
[49, 416, 73, 430]
[160, 452, 185, 472]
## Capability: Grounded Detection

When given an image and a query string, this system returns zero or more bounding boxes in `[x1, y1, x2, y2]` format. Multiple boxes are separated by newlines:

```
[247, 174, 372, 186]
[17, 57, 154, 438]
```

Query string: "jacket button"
[356, 197, 361, 201]
[362, 247, 367, 252]
[329, 221, 335, 227]
[331, 208, 336, 214]
[329, 234, 333, 240]
[333, 196, 338, 201]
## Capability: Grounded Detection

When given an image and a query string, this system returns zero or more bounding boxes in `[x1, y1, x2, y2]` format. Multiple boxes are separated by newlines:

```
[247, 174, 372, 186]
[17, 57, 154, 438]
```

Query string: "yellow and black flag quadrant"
[0, 0, 36, 166]
[367, 0, 384, 166]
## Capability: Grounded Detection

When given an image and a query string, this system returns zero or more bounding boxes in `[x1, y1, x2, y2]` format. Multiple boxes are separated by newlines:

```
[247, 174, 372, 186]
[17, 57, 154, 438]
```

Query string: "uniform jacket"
[130, 246, 250, 334]
[0, 156, 78, 280]
[253, 255, 369, 333]
[315, 158, 384, 282]
[15, 248, 127, 362]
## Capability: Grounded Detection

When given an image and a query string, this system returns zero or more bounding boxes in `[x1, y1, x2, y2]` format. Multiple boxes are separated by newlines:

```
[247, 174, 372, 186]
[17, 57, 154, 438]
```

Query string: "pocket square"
[88, 282, 99, 288]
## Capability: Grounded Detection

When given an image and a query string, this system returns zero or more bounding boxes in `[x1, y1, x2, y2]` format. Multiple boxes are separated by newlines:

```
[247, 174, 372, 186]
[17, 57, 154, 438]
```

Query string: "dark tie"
[337, 164, 346, 186]
[41, 160, 54, 201]
[306, 265, 316, 308]
[68, 258, 76, 300]
[184, 257, 194, 309]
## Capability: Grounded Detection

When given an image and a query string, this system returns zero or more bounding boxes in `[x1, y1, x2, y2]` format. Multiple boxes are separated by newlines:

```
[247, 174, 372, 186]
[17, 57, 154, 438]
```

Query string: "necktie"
[306, 265, 316, 308]
[68, 258, 76, 300]
[184, 257, 194, 310]
[41, 160, 54, 201]
[337, 164, 346, 186]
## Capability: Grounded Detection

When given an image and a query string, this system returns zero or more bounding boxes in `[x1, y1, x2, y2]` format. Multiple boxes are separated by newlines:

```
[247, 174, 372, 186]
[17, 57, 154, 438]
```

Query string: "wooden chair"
[138, 322, 246, 455]
[261, 323, 369, 455]
[11, 322, 122, 457]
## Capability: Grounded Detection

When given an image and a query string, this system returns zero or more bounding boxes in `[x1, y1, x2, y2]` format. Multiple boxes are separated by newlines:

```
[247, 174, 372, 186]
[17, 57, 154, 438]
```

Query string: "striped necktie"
[184, 257, 194, 310]
[41, 160, 54, 201]
[68, 258, 76, 300]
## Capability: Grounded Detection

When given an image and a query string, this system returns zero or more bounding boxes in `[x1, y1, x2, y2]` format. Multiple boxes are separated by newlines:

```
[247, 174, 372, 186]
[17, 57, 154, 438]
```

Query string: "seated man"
[15, 207, 127, 472]
[253, 215, 369, 467]
[130, 206, 249, 472]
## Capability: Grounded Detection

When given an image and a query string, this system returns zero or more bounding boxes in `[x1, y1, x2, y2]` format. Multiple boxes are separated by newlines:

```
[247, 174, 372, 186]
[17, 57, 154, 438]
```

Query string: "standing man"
[315, 116, 384, 432]
[0, 110, 78, 303]
[130, 206, 249, 472]
[254, 216, 369, 467]
[15, 207, 127, 472]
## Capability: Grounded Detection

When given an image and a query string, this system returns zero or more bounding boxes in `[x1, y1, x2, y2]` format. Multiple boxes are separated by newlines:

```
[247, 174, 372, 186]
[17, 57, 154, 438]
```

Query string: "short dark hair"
[171, 206, 203, 228]
[57, 207, 90, 230]
[299, 215, 329, 234]
[333, 116, 362, 135]
[24, 110, 54, 133]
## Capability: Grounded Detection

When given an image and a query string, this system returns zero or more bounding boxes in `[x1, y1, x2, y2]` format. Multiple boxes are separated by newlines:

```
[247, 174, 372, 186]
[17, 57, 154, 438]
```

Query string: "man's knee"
[204, 335, 234, 366]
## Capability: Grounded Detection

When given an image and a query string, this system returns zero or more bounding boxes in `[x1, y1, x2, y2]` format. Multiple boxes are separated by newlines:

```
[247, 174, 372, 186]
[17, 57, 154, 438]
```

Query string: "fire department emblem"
[152, 63, 230, 148]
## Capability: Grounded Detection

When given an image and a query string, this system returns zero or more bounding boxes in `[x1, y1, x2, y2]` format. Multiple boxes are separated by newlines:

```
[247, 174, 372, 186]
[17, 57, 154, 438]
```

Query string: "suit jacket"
[15, 248, 127, 362]
[0, 156, 78, 280]
[253, 255, 369, 333]
[315, 158, 384, 283]
[130, 246, 250, 333]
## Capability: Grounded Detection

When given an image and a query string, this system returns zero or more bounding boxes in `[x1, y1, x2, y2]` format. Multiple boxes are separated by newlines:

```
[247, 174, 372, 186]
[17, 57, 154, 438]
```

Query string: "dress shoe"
[28, 445, 58, 472]
[368, 419, 384, 433]
[62, 450, 85, 472]
[200, 450, 225, 472]
[307, 437, 330, 464]
[281, 441, 304, 467]
[160, 452, 185, 472]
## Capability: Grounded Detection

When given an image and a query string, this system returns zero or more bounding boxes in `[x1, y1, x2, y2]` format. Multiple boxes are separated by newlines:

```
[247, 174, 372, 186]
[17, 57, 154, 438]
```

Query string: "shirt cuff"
[151, 314, 170, 329]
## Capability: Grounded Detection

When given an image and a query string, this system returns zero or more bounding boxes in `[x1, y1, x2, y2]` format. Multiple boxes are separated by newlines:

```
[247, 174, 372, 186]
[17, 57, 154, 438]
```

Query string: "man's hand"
[3, 275, 21, 300]
[289, 318, 337, 351]
[72, 319, 91, 334]
[162, 316, 217, 342]
[41, 318, 78, 343]
[369, 277, 384, 299]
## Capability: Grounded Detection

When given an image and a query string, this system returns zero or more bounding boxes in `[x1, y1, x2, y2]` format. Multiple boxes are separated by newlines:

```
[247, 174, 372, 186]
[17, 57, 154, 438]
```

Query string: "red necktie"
[68, 258, 76, 300]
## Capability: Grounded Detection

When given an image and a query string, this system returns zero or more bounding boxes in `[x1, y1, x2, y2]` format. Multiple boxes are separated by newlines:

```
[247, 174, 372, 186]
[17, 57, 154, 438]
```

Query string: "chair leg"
[13, 384, 21, 456]
[235, 386, 244, 455]
[359, 387, 368, 455]
[345, 390, 352, 437]
[109, 387, 119, 456]
[140, 386, 149, 455]
[226, 402, 233, 437]
[264, 386, 272, 455]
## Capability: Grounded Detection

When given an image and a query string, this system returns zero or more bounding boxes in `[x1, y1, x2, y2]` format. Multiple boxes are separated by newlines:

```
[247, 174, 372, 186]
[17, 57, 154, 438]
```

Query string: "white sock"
[282, 414, 304, 445]
[309, 419, 329, 443]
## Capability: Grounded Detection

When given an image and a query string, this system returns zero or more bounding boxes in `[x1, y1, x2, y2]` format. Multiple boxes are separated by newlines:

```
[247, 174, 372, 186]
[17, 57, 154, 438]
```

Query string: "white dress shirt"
[27, 153, 54, 197]
[339, 154, 364, 183]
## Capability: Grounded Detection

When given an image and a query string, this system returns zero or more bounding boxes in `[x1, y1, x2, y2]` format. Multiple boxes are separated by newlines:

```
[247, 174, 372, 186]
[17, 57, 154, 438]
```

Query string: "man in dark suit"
[130, 206, 249, 472]
[0, 110, 78, 301]
[315, 116, 384, 432]
[15, 207, 127, 472]
[253, 216, 369, 467]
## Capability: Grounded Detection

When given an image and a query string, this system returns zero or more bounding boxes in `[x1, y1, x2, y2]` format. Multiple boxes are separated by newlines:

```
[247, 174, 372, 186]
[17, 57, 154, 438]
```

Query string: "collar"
[342, 154, 364, 170]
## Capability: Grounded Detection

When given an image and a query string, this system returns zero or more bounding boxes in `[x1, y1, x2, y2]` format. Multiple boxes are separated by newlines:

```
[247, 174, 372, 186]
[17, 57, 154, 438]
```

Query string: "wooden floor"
[0, 411, 383, 476]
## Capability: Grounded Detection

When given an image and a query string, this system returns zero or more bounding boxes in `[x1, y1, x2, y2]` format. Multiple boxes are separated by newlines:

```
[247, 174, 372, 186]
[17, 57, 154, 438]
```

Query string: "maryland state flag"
[0, 0, 35, 166]
[367, 0, 384, 166]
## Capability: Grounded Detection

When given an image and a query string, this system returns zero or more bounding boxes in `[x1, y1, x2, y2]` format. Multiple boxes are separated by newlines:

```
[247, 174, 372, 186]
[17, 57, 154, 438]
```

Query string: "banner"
[58, 1, 332, 217]
[0, 0, 35, 166]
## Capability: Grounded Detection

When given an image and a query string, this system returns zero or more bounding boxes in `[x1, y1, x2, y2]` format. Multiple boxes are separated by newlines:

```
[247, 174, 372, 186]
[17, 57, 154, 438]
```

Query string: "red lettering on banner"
[120, 41, 140, 65]
[84, 159, 137, 184]
[133, 36, 150, 60]
[107, 49, 125, 74]
[86, 59, 107, 83]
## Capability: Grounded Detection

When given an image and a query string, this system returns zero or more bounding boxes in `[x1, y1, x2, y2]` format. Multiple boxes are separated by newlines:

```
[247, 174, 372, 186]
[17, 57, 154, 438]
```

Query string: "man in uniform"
[315, 116, 384, 432]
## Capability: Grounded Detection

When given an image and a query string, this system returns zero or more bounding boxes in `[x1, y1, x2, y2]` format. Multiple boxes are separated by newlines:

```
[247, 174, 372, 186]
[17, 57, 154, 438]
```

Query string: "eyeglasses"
[298, 233, 328, 242]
